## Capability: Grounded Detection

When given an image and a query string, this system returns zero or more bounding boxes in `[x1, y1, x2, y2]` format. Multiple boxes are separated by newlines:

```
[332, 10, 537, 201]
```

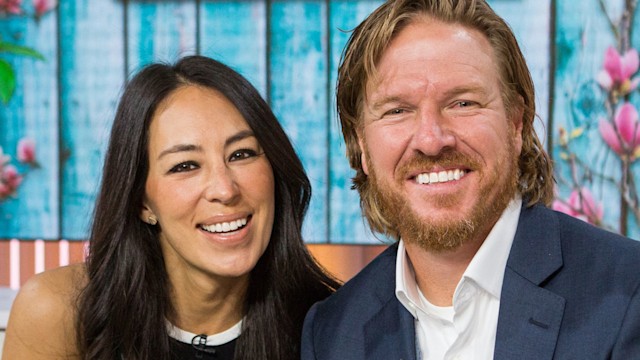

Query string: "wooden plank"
[199, 0, 268, 96]
[59, 0, 126, 240]
[0, 241, 9, 287]
[270, 0, 329, 243]
[0, 239, 87, 287]
[126, 1, 198, 74]
[0, 6, 59, 239]
[68, 240, 87, 265]
[44, 240, 60, 271]
[18, 241, 34, 285]
[328, 0, 383, 244]
[552, 1, 639, 237]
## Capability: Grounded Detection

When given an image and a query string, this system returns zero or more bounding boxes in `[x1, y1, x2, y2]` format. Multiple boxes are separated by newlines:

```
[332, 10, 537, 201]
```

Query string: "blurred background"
[1, 0, 640, 318]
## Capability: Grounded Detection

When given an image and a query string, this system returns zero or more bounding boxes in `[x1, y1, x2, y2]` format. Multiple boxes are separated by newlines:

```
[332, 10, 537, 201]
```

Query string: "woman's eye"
[169, 161, 199, 173]
[229, 149, 259, 162]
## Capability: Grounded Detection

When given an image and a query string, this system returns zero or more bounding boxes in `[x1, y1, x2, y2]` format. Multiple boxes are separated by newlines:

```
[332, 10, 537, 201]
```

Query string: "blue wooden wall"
[552, 0, 640, 239]
[1, 0, 638, 243]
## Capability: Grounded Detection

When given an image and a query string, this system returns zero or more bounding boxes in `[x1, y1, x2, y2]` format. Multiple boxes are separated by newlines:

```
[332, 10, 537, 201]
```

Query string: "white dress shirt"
[395, 196, 522, 360]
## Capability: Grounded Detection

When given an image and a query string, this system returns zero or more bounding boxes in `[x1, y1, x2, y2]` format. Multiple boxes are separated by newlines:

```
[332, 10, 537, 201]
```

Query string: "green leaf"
[0, 42, 45, 61]
[0, 59, 16, 104]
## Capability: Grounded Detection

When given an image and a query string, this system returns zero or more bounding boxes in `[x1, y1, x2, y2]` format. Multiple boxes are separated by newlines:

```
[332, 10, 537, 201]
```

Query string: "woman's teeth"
[201, 218, 248, 233]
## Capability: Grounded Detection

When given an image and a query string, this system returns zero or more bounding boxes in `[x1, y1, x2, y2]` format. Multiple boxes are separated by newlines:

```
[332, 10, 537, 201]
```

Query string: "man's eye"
[455, 100, 475, 108]
[384, 108, 405, 116]
[169, 161, 199, 173]
[229, 149, 259, 162]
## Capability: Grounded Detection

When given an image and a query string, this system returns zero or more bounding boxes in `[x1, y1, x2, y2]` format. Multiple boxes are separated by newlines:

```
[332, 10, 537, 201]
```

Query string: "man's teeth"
[416, 169, 466, 185]
[201, 218, 248, 233]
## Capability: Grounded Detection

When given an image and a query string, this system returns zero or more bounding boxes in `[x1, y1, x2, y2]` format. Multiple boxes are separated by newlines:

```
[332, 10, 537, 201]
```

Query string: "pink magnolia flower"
[599, 102, 640, 159]
[33, 0, 55, 17]
[597, 46, 640, 95]
[2, 165, 21, 187]
[0, 182, 10, 198]
[0, 164, 23, 199]
[553, 187, 603, 225]
[17, 137, 36, 165]
[0, 0, 22, 14]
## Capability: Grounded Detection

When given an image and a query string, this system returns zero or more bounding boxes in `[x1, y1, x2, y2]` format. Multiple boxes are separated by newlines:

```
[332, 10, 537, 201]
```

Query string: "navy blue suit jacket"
[301, 205, 640, 359]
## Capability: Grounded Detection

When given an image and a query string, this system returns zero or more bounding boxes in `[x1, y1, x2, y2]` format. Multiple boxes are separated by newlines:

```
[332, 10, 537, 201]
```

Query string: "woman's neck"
[167, 269, 248, 335]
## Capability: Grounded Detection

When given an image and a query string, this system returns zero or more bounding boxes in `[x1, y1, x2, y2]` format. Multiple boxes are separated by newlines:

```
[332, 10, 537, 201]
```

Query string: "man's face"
[359, 18, 523, 251]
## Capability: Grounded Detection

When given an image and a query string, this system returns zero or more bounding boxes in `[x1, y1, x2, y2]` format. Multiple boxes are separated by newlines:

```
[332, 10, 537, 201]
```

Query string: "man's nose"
[408, 108, 456, 156]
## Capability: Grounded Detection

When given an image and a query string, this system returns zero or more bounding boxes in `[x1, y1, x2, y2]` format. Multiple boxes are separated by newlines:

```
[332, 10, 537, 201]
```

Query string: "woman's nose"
[203, 165, 240, 204]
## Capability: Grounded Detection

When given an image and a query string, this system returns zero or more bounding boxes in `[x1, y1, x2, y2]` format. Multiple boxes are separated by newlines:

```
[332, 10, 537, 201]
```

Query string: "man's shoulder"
[312, 243, 398, 316]
[543, 205, 640, 252]
[523, 204, 637, 243]
[525, 204, 640, 276]
[509, 205, 640, 358]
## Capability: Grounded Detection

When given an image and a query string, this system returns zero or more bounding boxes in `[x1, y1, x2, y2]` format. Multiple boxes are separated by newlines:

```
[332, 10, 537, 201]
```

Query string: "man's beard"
[366, 135, 520, 253]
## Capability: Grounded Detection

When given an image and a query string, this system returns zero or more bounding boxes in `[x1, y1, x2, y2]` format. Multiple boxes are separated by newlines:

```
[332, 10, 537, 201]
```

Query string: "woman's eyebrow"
[156, 130, 256, 160]
[225, 129, 255, 147]
[157, 144, 202, 160]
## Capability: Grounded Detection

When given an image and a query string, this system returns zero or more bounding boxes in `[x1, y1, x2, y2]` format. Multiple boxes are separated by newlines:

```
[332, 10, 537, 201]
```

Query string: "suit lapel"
[362, 244, 417, 360]
[494, 205, 566, 360]
[364, 298, 417, 360]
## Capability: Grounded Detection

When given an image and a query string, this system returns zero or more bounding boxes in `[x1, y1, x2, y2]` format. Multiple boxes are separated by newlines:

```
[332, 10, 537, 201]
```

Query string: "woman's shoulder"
[17, 263, 87, 311]
[2, 263, 87, 359]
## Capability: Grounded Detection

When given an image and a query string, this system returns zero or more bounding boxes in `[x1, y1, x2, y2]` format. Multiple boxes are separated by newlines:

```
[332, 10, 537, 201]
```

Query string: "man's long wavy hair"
[76, 55, 339, 359]
[337, 0, 554, 237]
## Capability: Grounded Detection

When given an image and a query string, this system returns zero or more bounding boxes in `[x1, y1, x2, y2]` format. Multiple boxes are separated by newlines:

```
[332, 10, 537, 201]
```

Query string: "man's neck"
[404, 232, 487, 307]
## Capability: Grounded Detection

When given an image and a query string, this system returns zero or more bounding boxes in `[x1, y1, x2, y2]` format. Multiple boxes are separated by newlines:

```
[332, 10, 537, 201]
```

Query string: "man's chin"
[397, 213, 476, 253]
[409, 206, 473, 226]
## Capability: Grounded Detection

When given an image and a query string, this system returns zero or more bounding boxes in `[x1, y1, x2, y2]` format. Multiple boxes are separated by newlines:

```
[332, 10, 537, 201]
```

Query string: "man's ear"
[358, 135, 369, 175]
[512, 96, 525, 155]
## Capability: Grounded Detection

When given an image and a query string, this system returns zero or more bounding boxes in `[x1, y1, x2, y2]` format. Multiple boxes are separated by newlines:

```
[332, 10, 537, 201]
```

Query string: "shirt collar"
[396, 239, 419, 317]
[395, 195, 522, 314]
[461, 195, 521, 299]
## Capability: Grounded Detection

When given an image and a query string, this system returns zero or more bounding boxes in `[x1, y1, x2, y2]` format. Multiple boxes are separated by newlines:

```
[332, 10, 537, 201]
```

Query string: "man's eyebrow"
[441, 84, 488, 99]
[369, 84, 488, 110]
[368, 96, 404, 111]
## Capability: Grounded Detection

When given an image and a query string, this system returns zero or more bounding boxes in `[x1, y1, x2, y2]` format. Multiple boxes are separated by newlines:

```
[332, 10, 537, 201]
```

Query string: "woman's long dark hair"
[76, 55, 340, 359]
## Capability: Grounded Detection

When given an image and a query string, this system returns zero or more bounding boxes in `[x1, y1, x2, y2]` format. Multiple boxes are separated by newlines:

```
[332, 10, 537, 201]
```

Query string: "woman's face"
[141, 85, 275, 282]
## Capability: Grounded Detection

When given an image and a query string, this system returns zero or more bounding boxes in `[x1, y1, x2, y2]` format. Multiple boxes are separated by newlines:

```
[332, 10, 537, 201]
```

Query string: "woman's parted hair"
[78, 55, 338, 360]
[337, 0, 554, 236]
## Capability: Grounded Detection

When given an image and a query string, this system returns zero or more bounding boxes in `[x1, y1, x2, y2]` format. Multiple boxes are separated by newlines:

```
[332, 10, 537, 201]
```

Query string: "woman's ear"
[140, 203, 157, 225]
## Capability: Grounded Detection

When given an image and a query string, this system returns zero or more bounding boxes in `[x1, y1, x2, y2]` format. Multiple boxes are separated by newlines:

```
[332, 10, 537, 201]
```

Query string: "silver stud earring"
[147, 216, 157, 225]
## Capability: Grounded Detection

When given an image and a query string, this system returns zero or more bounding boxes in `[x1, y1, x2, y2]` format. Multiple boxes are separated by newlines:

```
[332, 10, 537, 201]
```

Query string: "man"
[301, 1, 640, 359]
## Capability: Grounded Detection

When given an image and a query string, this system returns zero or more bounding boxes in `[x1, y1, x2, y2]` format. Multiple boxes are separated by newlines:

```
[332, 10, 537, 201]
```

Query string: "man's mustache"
[396, 151, 481, 181]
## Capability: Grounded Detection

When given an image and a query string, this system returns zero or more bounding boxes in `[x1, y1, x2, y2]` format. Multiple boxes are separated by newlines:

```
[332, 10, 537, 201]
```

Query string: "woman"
[3, 55, 340, 359]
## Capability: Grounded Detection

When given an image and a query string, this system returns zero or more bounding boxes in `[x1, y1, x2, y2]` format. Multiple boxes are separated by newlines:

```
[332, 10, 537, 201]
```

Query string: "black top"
[169, 336, 237, 360]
